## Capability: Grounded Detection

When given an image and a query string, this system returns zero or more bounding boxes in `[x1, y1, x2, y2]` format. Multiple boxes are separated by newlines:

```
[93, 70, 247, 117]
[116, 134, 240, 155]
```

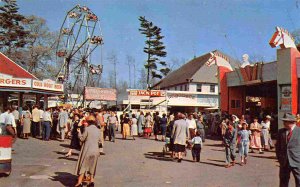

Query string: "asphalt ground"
[0, 132, 293, 187]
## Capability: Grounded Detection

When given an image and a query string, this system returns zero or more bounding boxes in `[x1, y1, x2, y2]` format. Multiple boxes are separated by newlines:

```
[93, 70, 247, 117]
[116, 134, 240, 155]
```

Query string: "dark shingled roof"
[155, 50, 239, 89]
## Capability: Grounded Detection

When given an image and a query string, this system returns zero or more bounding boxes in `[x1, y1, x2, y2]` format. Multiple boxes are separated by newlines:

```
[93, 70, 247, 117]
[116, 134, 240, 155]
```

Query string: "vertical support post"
[36, 94, 42, 108]
[44, 94, 48, 110]
[83, 87, 86, 108]
[3, 92, 9, 109]
[18, 92, 24, 117]
[217, 67, 221, 113]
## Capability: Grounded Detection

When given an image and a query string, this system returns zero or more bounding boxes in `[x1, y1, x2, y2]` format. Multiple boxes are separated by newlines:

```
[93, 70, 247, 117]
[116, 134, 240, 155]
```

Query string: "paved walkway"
[0, 132, 291, 187]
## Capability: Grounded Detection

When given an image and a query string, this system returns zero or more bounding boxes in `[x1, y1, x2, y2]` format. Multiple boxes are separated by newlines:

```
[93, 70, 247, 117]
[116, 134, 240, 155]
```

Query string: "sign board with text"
[0, 77, 31, 88]
[129, 90, 166, 97]
[85, 87, 117, 101]
[0, 73, 63, 93]
[280, 85, 292, 111]
[32, 79, 64, 92]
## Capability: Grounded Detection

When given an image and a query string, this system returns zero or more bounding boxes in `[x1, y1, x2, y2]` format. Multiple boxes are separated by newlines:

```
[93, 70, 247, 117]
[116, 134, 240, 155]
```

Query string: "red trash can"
[0, 135, 12, 176]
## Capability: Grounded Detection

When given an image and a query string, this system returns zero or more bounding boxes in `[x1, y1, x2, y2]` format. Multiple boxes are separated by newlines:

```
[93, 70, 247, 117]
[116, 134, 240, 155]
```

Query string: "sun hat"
[281, 113, 297, 122]
[266, 115, 272, 119]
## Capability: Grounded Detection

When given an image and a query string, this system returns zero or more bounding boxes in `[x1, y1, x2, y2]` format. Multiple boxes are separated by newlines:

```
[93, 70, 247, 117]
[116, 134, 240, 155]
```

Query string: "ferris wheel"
[55, 5, 104, 103]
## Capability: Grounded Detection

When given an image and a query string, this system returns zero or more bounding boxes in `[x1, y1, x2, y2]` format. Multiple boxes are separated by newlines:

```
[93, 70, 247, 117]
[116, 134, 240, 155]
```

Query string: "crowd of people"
[1, 106, 300, 186]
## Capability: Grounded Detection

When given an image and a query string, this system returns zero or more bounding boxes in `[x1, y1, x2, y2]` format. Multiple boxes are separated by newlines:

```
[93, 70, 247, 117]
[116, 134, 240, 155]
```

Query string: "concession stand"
[0, 52, 64, 112]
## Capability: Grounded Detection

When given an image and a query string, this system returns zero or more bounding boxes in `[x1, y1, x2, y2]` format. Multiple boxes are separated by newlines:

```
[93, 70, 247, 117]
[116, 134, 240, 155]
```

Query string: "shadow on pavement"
[51, 172, 77, 187]
[54, 151, 79, 156]
[205, 143, 224, 147]
[207, 159, 226, 163]
[249, 155, 277, 160]
[210, 149, 225, 152]
[144, 152, 174, 162]
[115, 137, 135, 141]
[199, 161, 225, 167]
[59, 144, 70, 148]
[58, 156, 78, 162]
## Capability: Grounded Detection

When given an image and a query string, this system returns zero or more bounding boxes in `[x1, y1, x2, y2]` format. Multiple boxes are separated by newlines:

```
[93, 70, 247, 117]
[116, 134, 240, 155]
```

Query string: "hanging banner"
[84, 87, 117, 101]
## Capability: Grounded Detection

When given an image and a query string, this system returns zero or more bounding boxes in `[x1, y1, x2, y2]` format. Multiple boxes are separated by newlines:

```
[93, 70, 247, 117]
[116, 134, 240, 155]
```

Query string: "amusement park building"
[123, 51, 239, 113]
[201, 27, 300, 129]
[0, 52, 64, 111]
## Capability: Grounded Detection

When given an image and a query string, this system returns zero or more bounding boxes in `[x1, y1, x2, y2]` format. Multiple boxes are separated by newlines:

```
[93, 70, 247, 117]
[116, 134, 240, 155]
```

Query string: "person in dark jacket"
[65, 114, 84, 157]
[276, 113, 300, 187]
[195, 114, 205, 142]
[153, 112, 161, 141]
[223, 122, 237, 168]
[160, 113, 168, 141]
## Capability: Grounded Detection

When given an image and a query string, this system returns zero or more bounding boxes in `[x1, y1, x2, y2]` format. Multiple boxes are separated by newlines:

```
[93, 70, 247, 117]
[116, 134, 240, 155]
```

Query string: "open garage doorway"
[244, 81, 278, 132]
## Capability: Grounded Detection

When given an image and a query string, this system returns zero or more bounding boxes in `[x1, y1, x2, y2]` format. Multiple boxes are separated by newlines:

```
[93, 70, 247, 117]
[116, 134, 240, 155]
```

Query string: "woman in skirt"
[131, 114, 138, 140]
[21, 106, 31, 139]
[144, 113, 153, 138]
[66, 114, 84, 157]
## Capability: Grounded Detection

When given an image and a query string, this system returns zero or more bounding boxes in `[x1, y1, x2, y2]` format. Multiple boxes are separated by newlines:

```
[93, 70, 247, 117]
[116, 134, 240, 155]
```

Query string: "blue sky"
[17, 0, 300, 85]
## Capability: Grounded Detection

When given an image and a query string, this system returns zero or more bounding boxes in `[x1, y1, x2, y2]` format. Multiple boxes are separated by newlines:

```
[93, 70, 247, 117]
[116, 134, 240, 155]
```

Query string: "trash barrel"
[0, 135, 12, 176]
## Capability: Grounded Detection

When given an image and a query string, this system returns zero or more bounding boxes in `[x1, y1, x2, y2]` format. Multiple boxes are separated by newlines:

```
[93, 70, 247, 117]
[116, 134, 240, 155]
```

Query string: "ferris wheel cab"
[62, 28, 72, 35]
[80, 6, 90, 12]
[57, 74, 65, 82]
[86, 13, 98, 21]
[68, 12, 80, 19]
[56, 50, 67, 57]
[90, 36, 103, 44]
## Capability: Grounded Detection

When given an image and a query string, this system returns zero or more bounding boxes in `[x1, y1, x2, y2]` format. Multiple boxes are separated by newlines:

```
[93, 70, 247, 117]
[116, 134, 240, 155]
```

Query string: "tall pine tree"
[139, 16, 170, 89]
[0, 0, 29, 57]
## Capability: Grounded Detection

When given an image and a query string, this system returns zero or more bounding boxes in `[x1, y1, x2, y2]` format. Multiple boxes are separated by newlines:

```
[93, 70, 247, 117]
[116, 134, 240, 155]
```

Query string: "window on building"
[231, 100, 235, 108]
[197, 84, 202, 92]
[185, 84, 188, 91]
[174, 86, 177, 91]
[231, 100, 241, 108]
[236, 100, 241, 108]
[180, 85, 183, 91]
[210, 85, 215, 93]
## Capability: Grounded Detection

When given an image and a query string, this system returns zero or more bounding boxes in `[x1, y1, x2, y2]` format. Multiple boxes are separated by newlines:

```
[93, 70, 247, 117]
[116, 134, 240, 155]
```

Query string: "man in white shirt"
[4, 107, 17, 142]
[0, 107, 11, 135]
[42, 108, 52, 141]
[186, 114, 197, 139]
[12, 106, 21, 137]
[32, 105, 40, 138]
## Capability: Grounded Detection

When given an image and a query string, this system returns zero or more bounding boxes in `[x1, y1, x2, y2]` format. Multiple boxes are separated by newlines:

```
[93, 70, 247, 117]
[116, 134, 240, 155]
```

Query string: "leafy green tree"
[139, 16, 170, 89]
[0, 0, 29, 56]
[19, 16, 58, 76]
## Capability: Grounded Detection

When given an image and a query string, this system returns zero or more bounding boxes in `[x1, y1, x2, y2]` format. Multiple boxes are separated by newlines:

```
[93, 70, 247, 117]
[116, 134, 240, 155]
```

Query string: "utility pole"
[132, 58, 136, 88]
[107, 52, 118, 110]
[126, 55, 132, 88]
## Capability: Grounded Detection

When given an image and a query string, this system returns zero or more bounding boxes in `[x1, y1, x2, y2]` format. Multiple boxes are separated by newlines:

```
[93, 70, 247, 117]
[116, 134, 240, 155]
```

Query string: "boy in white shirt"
[191, 131, 203, 162]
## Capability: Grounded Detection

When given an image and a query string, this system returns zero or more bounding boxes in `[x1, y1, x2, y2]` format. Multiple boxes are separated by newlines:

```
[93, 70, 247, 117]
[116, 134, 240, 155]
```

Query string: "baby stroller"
[162, 137, 171, 156]
[162, 124, 173, 157]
